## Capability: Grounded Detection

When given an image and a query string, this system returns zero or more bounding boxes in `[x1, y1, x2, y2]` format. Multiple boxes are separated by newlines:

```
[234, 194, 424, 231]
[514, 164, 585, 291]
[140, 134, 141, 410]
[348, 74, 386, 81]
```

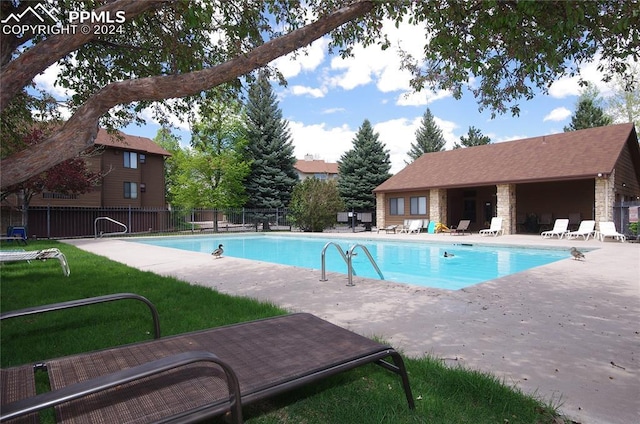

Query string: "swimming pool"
[129, 234, 572, 290]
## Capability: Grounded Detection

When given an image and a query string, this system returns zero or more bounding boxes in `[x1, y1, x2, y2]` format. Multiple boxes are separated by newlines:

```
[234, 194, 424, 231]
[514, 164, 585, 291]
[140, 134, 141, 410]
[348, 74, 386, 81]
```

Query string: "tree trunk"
[0, 1, 374, 190]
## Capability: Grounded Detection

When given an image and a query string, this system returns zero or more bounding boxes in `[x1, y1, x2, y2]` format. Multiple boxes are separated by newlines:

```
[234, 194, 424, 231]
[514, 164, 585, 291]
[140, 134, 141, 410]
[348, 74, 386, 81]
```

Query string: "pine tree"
[453, 126, 491, 149]
[407, 108, 445, 161]
[564, 84, 613, 131]
[244, 72, 298, 211]
[338, 119, 392, 211]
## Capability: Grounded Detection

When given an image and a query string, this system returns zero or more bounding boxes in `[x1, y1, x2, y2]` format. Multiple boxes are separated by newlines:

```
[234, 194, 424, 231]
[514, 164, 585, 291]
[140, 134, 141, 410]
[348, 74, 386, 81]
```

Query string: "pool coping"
[64, 232, 639, 424]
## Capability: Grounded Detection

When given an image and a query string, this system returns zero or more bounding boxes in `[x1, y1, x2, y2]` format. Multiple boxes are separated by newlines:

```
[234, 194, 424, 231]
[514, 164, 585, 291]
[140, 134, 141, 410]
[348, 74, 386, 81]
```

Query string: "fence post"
[46, 204, 51, 239]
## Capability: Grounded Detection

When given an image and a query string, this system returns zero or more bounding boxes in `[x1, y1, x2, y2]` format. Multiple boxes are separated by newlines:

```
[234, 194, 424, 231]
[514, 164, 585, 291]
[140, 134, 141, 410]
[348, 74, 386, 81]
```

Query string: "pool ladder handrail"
[320, 242, 384, 286]
[94, 217, 128, 238]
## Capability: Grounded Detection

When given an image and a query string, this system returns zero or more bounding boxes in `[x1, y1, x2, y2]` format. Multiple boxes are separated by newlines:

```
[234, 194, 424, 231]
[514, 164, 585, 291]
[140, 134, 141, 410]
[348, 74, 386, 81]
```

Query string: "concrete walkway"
[65, 232, 639, 424]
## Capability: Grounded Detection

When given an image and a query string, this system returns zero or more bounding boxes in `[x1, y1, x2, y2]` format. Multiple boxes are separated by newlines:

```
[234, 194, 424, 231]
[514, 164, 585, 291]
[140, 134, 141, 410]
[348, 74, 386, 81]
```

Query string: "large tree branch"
[0, 0, 171, 112]
[0, 1, 374, 189]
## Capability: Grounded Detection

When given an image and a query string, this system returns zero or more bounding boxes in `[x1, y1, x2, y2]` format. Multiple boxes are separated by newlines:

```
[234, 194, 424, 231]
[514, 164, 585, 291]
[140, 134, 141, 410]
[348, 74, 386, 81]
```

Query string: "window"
[139, 154, 146, 164]
[124, 182, 138, 199]
[389, 197, 404, 215]
[124, 151, 138, 169]
[410, 196, 427, 215]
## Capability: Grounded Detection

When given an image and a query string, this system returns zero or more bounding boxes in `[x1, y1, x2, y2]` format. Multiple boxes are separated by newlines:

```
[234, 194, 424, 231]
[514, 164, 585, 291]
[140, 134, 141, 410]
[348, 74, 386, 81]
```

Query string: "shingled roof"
[94, 129, 171, 156]
[375, 123, 639, 192]
[294, 159, 339, 175]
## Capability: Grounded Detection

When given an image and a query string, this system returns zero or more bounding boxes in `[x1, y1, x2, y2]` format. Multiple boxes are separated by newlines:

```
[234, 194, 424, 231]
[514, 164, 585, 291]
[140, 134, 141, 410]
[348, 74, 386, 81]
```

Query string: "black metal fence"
[13, 206, 295, 239]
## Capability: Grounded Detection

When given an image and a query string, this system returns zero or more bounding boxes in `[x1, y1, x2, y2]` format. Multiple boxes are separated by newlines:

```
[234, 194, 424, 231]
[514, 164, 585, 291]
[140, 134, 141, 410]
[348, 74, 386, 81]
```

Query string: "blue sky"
[34, 19, 619, 174]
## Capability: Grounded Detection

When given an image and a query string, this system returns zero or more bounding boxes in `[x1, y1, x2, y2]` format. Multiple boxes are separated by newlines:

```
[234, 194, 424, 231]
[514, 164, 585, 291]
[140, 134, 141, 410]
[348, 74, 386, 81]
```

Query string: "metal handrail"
[320, 242, 350, 281]
[346, 244, 384, 286]
[94, 216, 128, 238]
[320, 242, 384, 286]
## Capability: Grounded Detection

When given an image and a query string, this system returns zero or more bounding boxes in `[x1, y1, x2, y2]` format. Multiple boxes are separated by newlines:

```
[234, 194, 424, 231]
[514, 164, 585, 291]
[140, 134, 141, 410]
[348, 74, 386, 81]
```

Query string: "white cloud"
[288, 120, 354, 164]
[271, 37, 328, 79]
[396, 89, 452, 106]
[548, 56, 614, 98]
[290, 85, 325, 98]
[543, 107, 571, 122]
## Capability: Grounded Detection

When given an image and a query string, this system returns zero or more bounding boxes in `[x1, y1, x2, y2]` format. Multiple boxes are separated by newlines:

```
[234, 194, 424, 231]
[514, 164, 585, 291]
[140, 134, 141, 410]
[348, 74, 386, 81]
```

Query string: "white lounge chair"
[398, 220, 422, 234]
[597, 221, 626, 242]
[479, 217, 503, 237]
[566, 220, 596, 240]
[541, 219, 569, 239]
[0, 248, 70, 276]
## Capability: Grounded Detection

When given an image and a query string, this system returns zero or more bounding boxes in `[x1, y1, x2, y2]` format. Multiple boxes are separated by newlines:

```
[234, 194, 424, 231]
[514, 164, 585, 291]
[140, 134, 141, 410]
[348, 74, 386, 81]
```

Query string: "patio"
[65, 232, 639, 424]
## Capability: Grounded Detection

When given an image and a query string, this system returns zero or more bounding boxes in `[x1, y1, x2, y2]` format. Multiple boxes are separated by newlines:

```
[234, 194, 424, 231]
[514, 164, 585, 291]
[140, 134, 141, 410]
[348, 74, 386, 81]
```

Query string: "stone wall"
[429, 189, 447, 224]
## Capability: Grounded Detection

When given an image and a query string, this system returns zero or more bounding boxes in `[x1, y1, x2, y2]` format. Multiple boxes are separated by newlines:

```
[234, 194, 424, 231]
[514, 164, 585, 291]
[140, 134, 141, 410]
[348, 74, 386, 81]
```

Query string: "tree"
[154, 127, 182, 206]
[2, 0, 638, 189]
[564, 84, 613, 131]
[3, 128, 101, 226]
[453, 126, 491, 149]
[187, 99, 251, 210]
[290, 178, 344, 232]
[338, 119, 391, 211]
[607, 64, 640, 127]
[407, 108, 445, 161]
[243, 72, 297, 227]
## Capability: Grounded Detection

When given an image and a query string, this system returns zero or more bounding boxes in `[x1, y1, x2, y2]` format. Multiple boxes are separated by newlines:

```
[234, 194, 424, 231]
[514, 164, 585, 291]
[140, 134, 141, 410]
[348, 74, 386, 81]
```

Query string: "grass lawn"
[1, 240, 568, 423]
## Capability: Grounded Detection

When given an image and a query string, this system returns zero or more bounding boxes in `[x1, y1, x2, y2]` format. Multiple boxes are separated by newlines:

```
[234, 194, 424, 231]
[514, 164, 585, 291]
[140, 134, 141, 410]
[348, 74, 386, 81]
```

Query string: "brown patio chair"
[1, 312, 414, 424]
[449, 219, 471, 235]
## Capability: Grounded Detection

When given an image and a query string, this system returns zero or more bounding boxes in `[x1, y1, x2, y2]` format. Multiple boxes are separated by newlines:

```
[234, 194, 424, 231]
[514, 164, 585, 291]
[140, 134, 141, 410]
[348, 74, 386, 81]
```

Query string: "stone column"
[376, 192, 386, 229]
[595, 170, 615, 225]
[429, 189, 448, 224]
[496, 184, 516, 235]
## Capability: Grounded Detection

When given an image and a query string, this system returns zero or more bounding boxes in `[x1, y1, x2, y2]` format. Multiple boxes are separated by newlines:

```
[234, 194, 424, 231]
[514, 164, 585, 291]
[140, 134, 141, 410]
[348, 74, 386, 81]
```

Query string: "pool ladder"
[320, 242, 384, 286]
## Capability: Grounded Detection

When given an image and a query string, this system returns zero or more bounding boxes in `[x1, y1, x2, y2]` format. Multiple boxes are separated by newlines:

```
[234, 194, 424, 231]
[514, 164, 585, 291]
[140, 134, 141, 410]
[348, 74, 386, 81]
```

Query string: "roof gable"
[375, 123, 638, 192]
[94, 129, 171, 156]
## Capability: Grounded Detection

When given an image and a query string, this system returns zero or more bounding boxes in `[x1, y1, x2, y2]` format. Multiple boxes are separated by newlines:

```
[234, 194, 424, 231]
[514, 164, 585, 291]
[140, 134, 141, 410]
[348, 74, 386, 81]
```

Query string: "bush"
[289, 179, 344, 232]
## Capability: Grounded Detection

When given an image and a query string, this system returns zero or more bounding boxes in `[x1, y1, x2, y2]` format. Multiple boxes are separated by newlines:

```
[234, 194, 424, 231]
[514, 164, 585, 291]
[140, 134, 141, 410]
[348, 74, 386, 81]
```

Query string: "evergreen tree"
[453, 126, 491, 149]
[338, 119, 392, 211]
[407, 108, 446, 161]
[564, 84, 613, 131]
[244, 72, 297, 211]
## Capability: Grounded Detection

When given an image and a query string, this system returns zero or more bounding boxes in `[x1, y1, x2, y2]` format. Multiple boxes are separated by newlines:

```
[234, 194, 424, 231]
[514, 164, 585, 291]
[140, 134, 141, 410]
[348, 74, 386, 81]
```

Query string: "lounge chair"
[541, 218, 569, 239]
[1, 311, 415, 423]
[378, 224, 398, 234]
[0, 248, 70, 276]
[449, 219, 471, 235]
[598, 221, 626, 242]
[479, 217, 503, 237]
[399, 220, 421, 234]
[566, 220, 596, 240]
[538, 213, 553, 232]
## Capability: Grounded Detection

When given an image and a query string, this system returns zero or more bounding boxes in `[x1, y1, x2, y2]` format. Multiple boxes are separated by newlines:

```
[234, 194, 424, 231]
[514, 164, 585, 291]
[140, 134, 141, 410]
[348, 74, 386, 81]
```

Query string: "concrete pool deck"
[65, 232, 639, 424]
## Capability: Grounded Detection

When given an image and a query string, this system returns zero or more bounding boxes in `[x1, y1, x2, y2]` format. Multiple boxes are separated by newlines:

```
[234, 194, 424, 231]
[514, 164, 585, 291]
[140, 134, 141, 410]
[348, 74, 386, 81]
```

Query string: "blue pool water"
[129, 235, 572, 290]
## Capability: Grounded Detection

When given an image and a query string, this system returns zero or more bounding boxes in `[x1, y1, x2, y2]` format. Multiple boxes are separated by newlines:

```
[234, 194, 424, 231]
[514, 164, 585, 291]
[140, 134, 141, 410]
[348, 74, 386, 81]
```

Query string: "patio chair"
[565, 220, 596, 241]
[399, 220, 421, 234]
[377, 224, 398, 234]
[541, 219, 569, 239]
[449, 219, 471, 235]
[0, 226, 27, 245]
[597, 221, 626, 242]
[0, 248, 70, 276]
[479, 217, 503, 237]
[1, 313, 414, 424]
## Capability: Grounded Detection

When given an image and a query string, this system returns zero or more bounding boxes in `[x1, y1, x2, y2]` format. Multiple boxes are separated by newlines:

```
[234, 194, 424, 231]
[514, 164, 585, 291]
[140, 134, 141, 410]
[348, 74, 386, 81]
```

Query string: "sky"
[34, 19, 621, 175]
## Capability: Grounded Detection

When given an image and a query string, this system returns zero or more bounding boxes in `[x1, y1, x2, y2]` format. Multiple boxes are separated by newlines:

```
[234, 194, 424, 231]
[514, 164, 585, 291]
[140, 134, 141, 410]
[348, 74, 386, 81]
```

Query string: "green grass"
[1, 241, 567, 423]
